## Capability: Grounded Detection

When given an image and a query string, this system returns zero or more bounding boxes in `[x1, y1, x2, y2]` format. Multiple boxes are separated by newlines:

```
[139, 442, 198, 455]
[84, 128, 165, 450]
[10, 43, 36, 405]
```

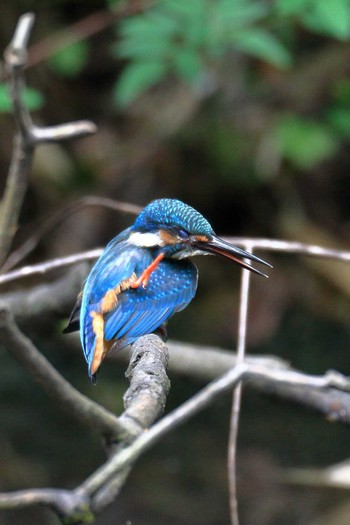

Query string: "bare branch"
[0, 13, 96, 269]
[4, 13, 36, 140]
[0, 304, 127, 440]
[3, 258, 349, 430]
[119, 334, 171, 437]
[1, 345, 350, 520]
[229, 252, 253, 525]
[0, 488, 91, 521]
[32, 121, 97, 143]
[227, 237, 350, 262]
[2, 234, 350, 286]
[0, 249, 102, 285]
[79, 362, 350, 512]
[2, 197, 141, 273]
[27, 2, 155, 69]
[2, 262, 349, 430]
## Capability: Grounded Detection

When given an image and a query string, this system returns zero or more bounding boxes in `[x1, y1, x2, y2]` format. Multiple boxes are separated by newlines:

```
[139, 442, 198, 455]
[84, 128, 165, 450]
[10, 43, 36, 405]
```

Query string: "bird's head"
[129, 199, 271, 276]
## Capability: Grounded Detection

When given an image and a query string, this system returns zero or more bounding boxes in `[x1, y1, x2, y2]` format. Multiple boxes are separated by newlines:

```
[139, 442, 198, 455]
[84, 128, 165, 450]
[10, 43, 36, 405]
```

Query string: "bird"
[64, 198, 271, 383]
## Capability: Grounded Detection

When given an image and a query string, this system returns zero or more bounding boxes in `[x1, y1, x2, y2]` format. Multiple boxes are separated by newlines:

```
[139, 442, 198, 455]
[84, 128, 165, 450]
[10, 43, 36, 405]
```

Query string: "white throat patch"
[128, 231, 163, 248]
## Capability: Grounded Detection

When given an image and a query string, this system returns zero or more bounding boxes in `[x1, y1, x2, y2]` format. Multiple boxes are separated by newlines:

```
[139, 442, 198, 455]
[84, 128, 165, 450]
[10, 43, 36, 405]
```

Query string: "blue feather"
[79, 231, 198, 377]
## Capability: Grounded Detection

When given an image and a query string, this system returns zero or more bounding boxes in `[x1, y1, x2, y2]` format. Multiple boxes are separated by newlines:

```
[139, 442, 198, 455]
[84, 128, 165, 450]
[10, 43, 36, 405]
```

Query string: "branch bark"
[0, 13, 96, 269]
[1, 328, 350, 522]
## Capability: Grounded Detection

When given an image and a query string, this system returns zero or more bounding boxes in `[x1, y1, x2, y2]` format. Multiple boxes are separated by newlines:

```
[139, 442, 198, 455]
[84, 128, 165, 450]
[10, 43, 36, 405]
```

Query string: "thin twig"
[0, 249, 102, 284]
[228, 247, 253, 525]
[227, 237, 350, 262]
[27, 2, 155, 69]
[2, 235, 350, 286]
[1, 359, 349, 518]
[0, 14, 36, 266]
[79, 363, 350, 508]
[2, 197, 141, 273]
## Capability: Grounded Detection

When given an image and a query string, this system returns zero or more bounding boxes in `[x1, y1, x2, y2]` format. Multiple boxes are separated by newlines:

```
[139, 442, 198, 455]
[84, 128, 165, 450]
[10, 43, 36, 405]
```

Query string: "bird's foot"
[131, 252, 165, 289]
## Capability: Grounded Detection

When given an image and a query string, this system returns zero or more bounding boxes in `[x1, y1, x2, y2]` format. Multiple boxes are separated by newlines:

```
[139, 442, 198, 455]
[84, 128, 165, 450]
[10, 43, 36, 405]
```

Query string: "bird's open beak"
[194, 235, 272, 277]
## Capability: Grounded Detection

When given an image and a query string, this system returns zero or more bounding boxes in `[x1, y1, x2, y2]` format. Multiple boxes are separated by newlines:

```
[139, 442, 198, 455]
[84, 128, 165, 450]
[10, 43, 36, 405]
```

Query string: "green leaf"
[274, 0, 308, 17]
[49, 41, 89, 77]
[114, 61, 168, 107]
[116, 39, 170, 60]
[234, 28, 292, 68]
[172, 48, 204, 82]
[165, 0, 204, 18]
[327, 107, 350, 137]
[217, 0, 268, 28]
[0, 84, 44, 113]
[115, 10, 178, 61]
[274, 115, 338, 169]
[303, 0, 350, 40]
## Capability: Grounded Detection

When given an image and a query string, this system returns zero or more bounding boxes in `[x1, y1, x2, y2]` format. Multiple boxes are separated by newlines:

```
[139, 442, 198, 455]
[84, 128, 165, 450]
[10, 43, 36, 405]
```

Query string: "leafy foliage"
[275, 0, 350, 40]
[113, 0, 291, 106]
[113, 0, 350, 109]
[273, 115, 338, 169]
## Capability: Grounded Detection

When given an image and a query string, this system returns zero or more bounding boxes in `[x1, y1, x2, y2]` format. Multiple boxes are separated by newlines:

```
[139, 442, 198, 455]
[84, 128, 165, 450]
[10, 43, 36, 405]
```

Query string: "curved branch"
[0, 340, 350, 520]
[2, 197, 141, 273]
[0, 249, 102, 285]
[0, 488, 91, 522]
[0, 304, 126, 440]
[79, 362, 350, 511]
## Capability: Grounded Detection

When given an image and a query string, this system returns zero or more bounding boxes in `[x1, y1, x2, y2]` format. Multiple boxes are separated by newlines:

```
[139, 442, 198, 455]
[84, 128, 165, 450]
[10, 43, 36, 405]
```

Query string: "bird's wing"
[103, 259, 198, 344]
[79, 230, 153, 371]
[63, 229, 132, 334]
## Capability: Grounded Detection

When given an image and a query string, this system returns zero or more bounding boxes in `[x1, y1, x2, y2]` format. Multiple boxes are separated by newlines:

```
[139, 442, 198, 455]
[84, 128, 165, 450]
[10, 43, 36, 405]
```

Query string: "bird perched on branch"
[64, 198, 271, 382]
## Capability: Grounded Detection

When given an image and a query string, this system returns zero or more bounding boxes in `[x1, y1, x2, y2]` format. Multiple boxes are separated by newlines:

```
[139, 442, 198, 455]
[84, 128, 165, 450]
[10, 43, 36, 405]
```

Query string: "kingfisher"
[64, 198, 271, 382]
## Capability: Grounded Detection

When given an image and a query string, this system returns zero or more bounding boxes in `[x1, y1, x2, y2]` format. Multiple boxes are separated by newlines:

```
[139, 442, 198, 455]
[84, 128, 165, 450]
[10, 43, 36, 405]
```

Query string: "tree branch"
[1, 334, 350, 521]
[0, 13, 96, 268]
[2, 197, 141, 273]
[0, 249, 102, 285]
[119, 334, 171, 437]
[2, 234, 350, 286]
[229, 253, 252, 525]
[0, 304, 126, 440]
[2, 264, 350, 430]
[27, 2, 155, 69]
[78, 362, 350, 514]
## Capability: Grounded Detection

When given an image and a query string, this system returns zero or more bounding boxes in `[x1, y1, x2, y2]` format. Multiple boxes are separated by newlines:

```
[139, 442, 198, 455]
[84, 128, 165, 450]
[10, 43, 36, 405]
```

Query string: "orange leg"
[130, 252, 165, 289]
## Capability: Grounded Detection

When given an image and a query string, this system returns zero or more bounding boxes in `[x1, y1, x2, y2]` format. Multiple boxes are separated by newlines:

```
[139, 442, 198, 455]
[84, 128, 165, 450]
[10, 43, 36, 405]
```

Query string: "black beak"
[194, 235, 272, 277]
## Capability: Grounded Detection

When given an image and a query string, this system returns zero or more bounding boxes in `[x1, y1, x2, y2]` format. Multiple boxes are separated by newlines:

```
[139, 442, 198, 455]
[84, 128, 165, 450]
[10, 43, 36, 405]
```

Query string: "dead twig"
[27, 2, 155, 69]
[0, 13, 96, 269]
[0, 248, 102, 285]
[1, 343, 349, 521]
[2, 197, 141, 273]
[228, 247, 253, 525]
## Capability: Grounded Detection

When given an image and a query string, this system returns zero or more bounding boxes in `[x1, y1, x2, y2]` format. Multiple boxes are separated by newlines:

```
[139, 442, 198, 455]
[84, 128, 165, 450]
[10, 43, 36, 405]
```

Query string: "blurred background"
[2, 1, 350, 524]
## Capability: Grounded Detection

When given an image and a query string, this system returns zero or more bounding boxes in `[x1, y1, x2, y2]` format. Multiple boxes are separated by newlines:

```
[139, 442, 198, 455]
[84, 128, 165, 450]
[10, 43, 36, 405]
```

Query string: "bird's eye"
[178, 229, 189, 239]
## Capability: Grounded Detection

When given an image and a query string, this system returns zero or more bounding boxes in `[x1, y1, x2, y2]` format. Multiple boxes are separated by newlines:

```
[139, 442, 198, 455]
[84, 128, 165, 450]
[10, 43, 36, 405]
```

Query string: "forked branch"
[0, 13, 96, 268]
[1, 356, 349, 522]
